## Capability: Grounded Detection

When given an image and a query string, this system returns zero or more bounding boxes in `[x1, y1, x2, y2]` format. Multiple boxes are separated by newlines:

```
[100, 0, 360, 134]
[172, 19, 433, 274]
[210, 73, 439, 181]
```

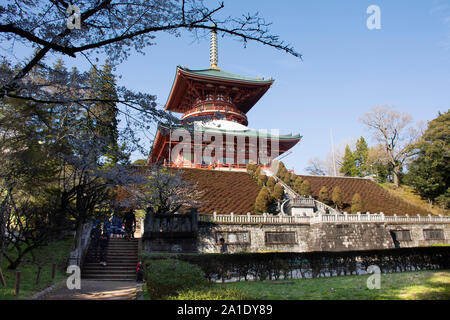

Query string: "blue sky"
[8, 0, 450, 173]
[116, 0, 450, 173]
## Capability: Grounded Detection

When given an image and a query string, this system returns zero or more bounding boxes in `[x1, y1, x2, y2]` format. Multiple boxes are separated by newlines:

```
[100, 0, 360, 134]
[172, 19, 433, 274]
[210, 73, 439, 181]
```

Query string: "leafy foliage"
[318, 186, 330, 205]
[332, 186, 343, 209]
[351, 193, 364, 213]
[405, 111, 449, 208]
[144, 247, 450, 282]
[144, 258, 209, 299]
[299, 180, 312, 197]
[255, 187, 271, 213]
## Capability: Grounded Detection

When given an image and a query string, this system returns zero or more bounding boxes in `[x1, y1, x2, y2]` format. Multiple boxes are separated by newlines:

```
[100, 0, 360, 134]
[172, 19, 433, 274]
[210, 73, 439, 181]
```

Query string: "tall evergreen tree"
[354, 137, 369, 177]
[406, 111, 450, 208]
[88, 62, 121, 164]
[340, 145, 357, 177]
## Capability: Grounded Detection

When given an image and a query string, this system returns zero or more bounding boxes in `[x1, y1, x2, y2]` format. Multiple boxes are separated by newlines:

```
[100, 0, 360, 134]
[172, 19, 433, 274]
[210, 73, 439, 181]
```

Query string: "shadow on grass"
[222, 270, 450, 300]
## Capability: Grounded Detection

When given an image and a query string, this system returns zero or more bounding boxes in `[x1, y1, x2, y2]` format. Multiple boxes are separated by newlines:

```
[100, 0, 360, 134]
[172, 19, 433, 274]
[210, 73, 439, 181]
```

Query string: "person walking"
[90, 224, 101, 262]
[136, 261, 144, 282]
[123, 209, 136, 240]
[99, 229, 110, 266]
[219, 237, 228, 254]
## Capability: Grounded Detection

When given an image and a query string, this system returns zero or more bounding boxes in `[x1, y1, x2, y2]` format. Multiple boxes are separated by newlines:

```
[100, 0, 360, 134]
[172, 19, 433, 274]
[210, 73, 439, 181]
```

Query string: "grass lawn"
[0, 237, 73, 300]
[221, 270, 450, 300]
[380, 183, 449, 216]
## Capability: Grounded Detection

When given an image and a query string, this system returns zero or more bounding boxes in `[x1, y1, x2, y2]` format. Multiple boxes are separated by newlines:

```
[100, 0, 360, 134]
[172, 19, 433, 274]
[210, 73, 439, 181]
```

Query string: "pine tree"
[332, 186, 343, 209]
[254, 187, 270, 213]
[289, 172, 297, 186]
[293, 177, 303, 194]
[318, 186, 330, 204]
[299, 180, 312, 196]
[354, 137, 369, 177]
[266, 176, 276, 192]
[340, 145, 356, 177]
[405, 111, 450, 208]
[88, 61, 120, 164]
[272, 183, 285, 201]
[258, 173, 268, 186]
[351, 193, 363, 213]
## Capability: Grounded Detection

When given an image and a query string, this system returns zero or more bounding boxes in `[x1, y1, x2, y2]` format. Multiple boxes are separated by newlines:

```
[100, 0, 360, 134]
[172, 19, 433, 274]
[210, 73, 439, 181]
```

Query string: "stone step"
[81, 275, 136, 281]
[82, 270, 135, 275]
[84, 261, 137, 266]
[81, 277, 137, 281]
[86, 255, 138, 263]
[83, 265, 136, 271]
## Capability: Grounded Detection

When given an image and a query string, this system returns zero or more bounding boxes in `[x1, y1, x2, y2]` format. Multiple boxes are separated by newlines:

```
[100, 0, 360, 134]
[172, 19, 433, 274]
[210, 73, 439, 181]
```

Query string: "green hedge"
[144, 258, 209, 299]
[143, 247, 450, 281]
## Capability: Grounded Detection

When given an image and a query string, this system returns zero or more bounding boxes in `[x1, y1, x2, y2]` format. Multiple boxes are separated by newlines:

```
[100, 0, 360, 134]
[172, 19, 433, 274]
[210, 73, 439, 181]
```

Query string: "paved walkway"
[40, 280, 142, 300]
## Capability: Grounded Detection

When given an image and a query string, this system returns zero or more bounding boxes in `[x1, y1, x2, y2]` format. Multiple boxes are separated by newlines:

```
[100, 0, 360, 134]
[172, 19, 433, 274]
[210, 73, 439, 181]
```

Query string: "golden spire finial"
[210, 26, 219, 70]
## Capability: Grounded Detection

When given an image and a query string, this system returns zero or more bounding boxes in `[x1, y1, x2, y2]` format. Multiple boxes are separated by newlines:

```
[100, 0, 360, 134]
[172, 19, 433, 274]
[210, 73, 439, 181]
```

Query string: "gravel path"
[40, 280, 141, 300]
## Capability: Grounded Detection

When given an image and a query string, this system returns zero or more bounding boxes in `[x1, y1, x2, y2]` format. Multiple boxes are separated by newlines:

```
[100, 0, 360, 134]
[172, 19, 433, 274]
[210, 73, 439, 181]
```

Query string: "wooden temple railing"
[164, 162, 270, 170]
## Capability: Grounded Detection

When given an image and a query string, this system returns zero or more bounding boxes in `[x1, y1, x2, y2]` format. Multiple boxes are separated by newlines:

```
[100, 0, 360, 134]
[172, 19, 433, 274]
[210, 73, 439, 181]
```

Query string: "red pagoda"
[148, 29, 301, 169]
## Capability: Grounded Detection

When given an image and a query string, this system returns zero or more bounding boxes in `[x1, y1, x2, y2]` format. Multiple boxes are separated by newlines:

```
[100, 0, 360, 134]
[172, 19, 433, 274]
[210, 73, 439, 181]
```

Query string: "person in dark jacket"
[123, 210, 136, 239]
[136, 261, 144, 282]
[219, 237, 228, 254]
[90, 224, 102, 262]
[99, 229, 110, 266]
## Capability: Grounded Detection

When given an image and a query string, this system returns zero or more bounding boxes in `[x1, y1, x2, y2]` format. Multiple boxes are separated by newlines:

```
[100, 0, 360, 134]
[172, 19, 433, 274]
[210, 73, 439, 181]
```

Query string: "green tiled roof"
[179, 66, 274, 84]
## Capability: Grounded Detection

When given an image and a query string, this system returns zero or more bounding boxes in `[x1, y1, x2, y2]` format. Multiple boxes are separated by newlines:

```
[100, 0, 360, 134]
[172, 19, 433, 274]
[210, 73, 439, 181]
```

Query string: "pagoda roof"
[159, 122, 302, 141]
[179, 67, 274, 84]
[164, 66, 274, 114]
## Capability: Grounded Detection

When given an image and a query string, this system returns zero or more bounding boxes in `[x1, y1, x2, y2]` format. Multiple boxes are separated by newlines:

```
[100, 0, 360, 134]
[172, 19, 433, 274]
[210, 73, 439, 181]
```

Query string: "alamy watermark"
[366, 265, 381, 289]
[66, 265, 81, 290]
[67, 5, 81, 30]
[367, 5, 381, 30]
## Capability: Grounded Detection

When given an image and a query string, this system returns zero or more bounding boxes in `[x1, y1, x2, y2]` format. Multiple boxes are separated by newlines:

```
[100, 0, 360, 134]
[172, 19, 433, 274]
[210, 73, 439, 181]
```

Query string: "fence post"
[36, 266, 42, 285]
[14, 271, 21, 296]
[0, 268, 6, 287]
[380, 212, 384, 222]
[213, 212, 217, 222]
[52, 263, 57, 280]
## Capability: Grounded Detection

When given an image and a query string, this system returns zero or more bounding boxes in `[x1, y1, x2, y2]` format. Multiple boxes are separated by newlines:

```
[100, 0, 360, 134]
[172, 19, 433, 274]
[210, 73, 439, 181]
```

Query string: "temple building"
[148, 29, 301, 169]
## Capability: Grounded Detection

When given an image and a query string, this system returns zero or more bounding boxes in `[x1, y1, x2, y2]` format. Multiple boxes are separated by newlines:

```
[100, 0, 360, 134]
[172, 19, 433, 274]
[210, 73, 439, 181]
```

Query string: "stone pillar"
[144, 207, 154, 236]
[190, 207, 198, 232]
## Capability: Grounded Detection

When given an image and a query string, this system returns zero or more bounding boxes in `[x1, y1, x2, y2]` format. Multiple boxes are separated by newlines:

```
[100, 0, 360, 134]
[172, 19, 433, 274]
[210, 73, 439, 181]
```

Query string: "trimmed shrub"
[267, 176, 276, 192]
[258, 174, 268, 186]
[299, 180, 312, 196]
[318, 186, 330, 204]
[254, 187, 270, 213]
[145, 259, 209, 299]
[272, 183, 284, 202]
[293, 177, 303, 194]
[332, 186, 343, 209]
[154, 247, 450, 282]
[351, 193, 364, 213]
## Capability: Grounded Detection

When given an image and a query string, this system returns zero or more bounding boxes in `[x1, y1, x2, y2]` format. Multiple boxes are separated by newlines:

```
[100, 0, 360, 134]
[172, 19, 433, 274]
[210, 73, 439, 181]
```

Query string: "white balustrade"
[198, 212, 450, 225]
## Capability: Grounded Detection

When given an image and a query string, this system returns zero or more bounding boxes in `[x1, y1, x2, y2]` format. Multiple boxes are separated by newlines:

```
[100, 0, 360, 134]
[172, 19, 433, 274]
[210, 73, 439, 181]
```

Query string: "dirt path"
[40, 280, 142, 300]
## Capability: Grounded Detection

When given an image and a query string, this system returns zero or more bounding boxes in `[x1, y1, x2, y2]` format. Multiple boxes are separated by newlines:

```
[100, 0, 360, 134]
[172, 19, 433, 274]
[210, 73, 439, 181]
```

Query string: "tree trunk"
[393, 166, 400, 187]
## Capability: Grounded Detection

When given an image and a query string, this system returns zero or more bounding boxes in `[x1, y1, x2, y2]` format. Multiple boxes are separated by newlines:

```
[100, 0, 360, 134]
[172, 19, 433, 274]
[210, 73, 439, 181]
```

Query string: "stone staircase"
[82, 238, 138, 281]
